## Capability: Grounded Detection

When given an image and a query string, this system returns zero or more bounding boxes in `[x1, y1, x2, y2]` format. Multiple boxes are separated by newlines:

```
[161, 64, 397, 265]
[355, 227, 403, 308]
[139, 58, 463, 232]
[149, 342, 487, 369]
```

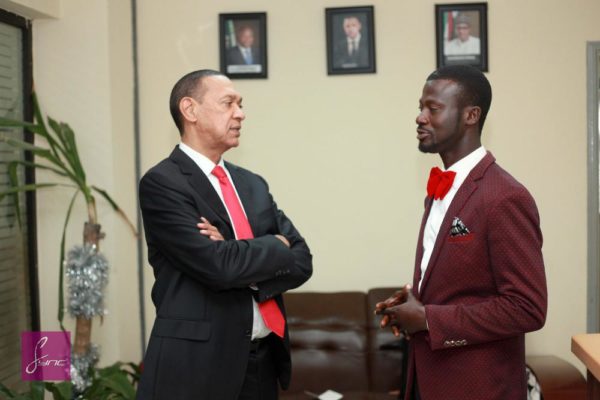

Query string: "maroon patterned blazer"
[406, 152, 547, 400]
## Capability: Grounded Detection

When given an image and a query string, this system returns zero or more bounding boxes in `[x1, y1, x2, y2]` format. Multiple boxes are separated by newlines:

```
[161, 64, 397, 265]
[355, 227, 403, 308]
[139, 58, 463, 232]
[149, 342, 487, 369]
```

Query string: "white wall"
[22, 0, 600, 376]
[0, 0, 60, 19]
[137, 0, 600, 372]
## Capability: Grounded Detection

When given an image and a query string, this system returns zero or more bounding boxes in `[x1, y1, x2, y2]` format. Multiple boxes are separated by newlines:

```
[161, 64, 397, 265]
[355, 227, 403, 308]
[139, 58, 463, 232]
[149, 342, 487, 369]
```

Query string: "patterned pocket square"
[450, 217, 470, 237]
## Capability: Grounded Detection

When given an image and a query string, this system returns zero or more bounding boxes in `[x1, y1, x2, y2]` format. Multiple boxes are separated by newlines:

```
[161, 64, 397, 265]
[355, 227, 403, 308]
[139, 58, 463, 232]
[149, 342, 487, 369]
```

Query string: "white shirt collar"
[444, 145, 486, 192]
[347, 33, 362, 44]
[178, 142, 225, 177]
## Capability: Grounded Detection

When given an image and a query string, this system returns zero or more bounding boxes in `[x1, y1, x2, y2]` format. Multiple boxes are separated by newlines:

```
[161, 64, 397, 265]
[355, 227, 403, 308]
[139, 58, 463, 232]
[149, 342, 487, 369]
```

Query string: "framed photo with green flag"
[219, 12, 267, 79]
[435, 3, 488, 71]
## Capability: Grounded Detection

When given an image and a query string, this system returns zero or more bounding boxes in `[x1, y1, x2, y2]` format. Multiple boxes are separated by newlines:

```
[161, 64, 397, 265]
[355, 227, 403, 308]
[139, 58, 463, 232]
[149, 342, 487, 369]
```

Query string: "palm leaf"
[0, 105, 67, 162]
[3, 159, 69, 178]
[32, 92, 48, 135]
[1, 92, 137, 333]
[92, 186, 138, 236]
[58, 190, 80, 329]
[0, 183, 60, 203]
[1, 136, 53, 158]
[0, 137, 74, 180]
[0, 118, 45, 135]
[8, 161, 23, 226]
[31, 91, 76, 165]
[60, 122, 86, 183]
[47, 118, 84, 182]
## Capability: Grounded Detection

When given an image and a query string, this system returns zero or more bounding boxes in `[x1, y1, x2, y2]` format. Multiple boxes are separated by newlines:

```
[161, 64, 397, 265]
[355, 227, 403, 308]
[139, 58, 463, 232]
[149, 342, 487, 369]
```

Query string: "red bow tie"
[427, 167, 456, 200]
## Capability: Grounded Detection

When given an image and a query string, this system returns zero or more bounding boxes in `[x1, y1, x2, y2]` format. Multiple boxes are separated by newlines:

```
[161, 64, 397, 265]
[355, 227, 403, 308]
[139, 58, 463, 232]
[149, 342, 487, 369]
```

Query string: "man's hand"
[197, 217, 224, 241]
[374, 285, 412, 336]
[275, 234, 290, 247]
[377, 288, 428, 337]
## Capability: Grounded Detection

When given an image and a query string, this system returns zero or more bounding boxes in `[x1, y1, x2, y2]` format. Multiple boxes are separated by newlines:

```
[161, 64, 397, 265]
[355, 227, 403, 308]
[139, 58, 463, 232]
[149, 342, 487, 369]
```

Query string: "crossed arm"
[197, 217, 290, 247]
[196, 212, 312, 301]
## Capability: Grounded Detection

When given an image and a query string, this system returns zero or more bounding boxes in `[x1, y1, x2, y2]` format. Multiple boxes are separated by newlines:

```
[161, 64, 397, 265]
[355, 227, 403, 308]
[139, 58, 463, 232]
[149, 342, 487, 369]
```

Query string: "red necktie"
[212, 166, 285, 338]
[427, 167, 456, 200]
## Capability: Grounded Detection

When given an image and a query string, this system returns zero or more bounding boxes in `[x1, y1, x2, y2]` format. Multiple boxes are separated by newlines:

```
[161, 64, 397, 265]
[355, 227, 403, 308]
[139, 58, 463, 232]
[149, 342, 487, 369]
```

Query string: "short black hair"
[169, 69, 225, 134]
[426, 65, 492, 131]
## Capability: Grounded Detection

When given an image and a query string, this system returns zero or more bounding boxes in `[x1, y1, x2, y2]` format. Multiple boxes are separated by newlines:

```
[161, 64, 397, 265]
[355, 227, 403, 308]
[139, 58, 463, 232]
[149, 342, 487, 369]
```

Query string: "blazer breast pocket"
[448, 233, 476, 244]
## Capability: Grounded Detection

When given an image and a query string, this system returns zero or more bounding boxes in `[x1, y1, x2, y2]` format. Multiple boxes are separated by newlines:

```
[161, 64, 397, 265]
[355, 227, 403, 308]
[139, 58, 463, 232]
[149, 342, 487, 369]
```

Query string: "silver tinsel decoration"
[70, 344, 100, 394]
[65, 244, 109, 318]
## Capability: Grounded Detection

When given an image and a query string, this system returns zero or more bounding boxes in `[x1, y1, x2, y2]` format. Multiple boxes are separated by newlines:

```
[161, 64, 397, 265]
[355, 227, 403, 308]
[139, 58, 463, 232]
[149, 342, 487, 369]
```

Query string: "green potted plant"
[0, 93, 137, 395]
[0, 361, 140, 399]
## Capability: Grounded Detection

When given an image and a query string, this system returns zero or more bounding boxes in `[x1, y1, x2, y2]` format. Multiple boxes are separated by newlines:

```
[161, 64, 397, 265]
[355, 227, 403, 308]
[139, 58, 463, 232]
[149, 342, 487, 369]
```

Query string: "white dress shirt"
[238, 46, 254, 64]
[179, 143, 271, 339]
[444, 36, 481, 56]
[418, 146, 486, 291]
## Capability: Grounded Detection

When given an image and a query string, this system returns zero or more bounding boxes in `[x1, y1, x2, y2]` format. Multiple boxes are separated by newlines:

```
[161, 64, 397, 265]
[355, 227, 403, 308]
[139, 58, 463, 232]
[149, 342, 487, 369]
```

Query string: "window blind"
[0, 19, 31, 390]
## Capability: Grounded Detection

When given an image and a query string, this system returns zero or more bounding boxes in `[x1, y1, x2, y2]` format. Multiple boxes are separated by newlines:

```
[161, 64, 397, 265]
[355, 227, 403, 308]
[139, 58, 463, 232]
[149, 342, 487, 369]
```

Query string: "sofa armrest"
[526, 355, 585, 400]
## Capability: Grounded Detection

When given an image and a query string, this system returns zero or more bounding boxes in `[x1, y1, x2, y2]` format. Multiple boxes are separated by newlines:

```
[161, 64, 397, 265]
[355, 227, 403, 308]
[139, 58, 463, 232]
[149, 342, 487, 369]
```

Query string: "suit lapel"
[418, 152, 496, 296]
[169, 146, 231, 226]
[414, 197, 433, 293]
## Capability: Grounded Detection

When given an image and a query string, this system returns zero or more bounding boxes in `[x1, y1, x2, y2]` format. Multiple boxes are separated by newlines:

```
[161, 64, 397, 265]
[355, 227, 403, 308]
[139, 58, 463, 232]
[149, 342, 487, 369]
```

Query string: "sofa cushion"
[283, 291, 370, 393]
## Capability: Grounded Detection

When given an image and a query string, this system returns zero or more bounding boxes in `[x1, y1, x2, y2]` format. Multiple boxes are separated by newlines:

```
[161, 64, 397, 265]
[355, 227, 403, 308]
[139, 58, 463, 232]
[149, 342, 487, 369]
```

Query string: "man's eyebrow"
[220, 93, 243, 103]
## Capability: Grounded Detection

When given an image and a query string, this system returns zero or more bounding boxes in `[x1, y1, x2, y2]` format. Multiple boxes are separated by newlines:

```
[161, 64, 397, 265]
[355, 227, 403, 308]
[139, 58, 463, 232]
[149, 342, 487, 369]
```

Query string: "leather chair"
[281, 290, 402, 399]
[366, 288, 406, 394]
[282, 291, 372, 395]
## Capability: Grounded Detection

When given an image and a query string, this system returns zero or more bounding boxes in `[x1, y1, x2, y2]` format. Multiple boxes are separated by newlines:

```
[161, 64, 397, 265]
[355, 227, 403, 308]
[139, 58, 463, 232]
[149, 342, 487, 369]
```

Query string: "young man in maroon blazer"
[376, 65, 547, 400]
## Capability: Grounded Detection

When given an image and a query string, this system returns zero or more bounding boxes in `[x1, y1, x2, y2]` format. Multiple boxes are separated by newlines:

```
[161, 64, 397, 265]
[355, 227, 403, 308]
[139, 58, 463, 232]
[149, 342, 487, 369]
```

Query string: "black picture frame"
[219, 12, 267, 79]
[325, 6, 376, 75]
[435, 3, 488, 72]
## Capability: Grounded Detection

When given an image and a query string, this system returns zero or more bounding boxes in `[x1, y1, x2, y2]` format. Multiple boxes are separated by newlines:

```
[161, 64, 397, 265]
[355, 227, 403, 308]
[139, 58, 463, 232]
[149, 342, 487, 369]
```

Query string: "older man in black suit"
[136, 69, 312, 399]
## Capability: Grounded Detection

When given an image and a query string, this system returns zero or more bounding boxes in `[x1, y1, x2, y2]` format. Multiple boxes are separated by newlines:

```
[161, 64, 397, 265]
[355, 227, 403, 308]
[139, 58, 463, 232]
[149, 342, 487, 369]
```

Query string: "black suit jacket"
[333, 36, 369, 69]
[226, 46, 261, 65]
[136, 147, 312, 399]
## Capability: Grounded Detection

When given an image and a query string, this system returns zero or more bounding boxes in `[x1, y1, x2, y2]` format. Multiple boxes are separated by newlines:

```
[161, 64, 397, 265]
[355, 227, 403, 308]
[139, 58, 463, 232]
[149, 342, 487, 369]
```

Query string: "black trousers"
[238, 336, 278, 400]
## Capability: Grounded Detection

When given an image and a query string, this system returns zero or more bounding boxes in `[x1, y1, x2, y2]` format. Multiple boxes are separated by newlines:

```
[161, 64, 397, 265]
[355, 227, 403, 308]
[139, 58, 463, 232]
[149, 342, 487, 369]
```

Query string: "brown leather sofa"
[280, 288, 585, 400]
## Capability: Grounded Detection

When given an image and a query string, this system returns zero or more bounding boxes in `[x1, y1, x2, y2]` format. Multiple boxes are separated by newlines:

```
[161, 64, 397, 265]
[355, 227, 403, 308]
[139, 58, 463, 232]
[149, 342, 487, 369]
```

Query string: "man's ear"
[179, 97, 198, 124]
[463, 106, 481, 127]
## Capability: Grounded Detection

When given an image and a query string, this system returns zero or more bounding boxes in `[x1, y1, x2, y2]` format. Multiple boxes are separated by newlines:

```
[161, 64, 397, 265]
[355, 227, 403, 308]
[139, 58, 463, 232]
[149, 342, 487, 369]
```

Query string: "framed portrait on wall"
[435, 3, 488, 71]
[219, 12, 267, 79]
[325, 6, 376, 75]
